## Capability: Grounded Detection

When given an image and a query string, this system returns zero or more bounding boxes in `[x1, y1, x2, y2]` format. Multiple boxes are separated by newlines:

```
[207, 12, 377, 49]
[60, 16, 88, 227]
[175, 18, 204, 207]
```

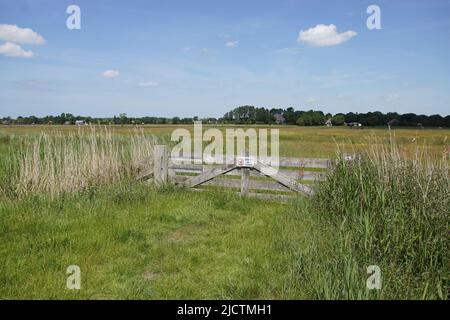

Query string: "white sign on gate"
[236, 156, 255, 167]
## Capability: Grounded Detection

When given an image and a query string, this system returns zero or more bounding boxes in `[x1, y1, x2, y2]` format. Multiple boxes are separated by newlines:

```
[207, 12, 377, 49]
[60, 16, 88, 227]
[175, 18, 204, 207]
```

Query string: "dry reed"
[9, 126, 156, 197]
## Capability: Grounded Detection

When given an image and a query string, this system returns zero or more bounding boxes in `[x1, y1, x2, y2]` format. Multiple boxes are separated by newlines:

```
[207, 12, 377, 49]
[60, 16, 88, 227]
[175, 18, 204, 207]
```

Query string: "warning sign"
[236, 156, 255, 167]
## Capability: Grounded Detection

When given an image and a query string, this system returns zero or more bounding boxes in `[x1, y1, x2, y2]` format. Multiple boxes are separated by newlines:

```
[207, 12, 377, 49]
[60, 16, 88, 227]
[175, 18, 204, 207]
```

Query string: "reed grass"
[298, 136, 450, 299]
[2, 127, 156, 198]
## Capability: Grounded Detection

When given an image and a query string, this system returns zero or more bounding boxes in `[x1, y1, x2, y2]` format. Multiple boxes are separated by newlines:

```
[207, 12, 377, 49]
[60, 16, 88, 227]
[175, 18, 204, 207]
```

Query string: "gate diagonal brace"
[181, 159, 314, 196]
[253, 161, 314, 196]
[182, 163, 237, 188]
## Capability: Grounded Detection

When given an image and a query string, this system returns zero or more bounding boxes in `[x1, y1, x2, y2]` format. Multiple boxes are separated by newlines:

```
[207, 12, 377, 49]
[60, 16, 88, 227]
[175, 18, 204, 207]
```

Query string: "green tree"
[119, 113, 128, 125]
[331, 114, 345, 126]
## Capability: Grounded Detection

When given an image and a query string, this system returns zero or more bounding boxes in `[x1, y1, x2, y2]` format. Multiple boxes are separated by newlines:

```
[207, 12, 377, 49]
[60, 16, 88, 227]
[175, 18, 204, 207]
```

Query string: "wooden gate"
[138, 145, 332, 202]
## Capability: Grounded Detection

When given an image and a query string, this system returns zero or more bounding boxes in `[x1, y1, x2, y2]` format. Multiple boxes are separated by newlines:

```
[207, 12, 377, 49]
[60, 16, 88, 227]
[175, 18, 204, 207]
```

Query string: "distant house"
[325, 119, 333, 127]
[345, 122, 362, 128]
[75, 120, 86, 125]
[274, 113, 285, 124]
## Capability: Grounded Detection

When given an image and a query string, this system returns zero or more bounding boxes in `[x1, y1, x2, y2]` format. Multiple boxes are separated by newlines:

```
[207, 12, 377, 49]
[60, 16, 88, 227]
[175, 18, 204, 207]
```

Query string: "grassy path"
[0, 183, 309, 299]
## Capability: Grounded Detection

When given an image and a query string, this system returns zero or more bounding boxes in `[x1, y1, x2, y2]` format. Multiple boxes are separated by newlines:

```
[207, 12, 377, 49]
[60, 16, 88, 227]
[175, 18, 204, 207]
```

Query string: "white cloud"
[182, 46, 192, 52]
[139, 81, 159, 87]
[225, 40, 238, 48]
[0, 42, 33, 58]
[297, 24, 357, 47]
[306, 97, 316, 103]
[0, 24, 45, 45]
[102, 70, 120, 79]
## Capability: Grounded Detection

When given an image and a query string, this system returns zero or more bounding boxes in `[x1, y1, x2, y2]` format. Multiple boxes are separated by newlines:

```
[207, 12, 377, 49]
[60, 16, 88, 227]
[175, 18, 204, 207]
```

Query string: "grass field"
[1, 124, 449, 158]
[0, 125, 448, 299]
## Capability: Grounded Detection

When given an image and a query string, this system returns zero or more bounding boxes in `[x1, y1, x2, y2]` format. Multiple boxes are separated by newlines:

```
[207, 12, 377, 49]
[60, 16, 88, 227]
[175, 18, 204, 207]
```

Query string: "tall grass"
[1, 127, 156, 198]
[296, 137, 449, 299]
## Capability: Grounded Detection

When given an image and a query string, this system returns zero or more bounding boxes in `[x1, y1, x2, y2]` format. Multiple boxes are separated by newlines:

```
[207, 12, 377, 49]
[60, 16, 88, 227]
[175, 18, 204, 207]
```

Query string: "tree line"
[221, 106, 450, 127]
[2, 106, 449, 127]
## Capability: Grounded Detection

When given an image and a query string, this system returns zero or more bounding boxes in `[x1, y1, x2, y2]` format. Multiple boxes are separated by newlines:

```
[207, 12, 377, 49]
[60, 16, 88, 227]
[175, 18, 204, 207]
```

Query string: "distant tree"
[344, 112, 358, 123]
[118, 113, 128, 125]
[283, 107, 297, 124]
[331, 114, 345, 126]
[296, 110, 325, 126]
[296, 117, 305, 126]
[269, 108, 284, 116]
[255, 107, 274, 124]
[426, 114, 445, 127]
[172, 117, 181, 124]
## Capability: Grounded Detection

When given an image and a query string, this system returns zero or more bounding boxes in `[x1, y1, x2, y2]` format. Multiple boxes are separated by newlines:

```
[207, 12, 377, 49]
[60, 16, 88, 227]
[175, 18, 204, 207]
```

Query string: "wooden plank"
[172, 175, 292, 192]
[182, 164, 237, 188]
[136, 155, 152, 168]
[278, 157, 331, 168]
[168, 163, 201, 171]
[240, 149, 250, 196]
[254, 161, 315, 196]
[135, 167, 153, 180]
[246, 179, 292, 192]
[223, 168, 325, 181]
[172, 167, 326, 181]
[241, 167, 250, 195]
[135, 155, 153, 180]
[153, 145, 168, 186]
[172, 175, 189, 183]
[169, 156, 331, 168]
[168, 168, 176, 180]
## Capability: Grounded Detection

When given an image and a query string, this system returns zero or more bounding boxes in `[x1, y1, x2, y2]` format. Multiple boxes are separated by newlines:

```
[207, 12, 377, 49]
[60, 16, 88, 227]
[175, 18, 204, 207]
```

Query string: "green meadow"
[0, 125, 448, 299]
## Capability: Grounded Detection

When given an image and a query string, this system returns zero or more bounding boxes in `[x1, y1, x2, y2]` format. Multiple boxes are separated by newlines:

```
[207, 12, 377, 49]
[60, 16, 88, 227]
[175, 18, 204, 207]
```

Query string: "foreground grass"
[2, 178, 447, 299]
[0, 182, 314, 299]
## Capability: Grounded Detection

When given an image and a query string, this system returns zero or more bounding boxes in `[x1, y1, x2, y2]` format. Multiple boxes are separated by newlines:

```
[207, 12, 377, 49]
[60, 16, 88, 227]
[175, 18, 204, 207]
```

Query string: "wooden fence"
[138, 145, 334, 202]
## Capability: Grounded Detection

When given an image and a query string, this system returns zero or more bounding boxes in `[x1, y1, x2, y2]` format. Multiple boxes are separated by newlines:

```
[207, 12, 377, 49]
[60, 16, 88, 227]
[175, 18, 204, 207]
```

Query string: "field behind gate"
[1, 124, 449, 158]
[0, 125, 448, 299]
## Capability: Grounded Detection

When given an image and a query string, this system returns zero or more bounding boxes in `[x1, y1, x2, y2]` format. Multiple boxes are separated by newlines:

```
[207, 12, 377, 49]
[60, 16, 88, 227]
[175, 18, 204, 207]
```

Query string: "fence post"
[240, 148, 250, 196]
[153, 145, 168, 186]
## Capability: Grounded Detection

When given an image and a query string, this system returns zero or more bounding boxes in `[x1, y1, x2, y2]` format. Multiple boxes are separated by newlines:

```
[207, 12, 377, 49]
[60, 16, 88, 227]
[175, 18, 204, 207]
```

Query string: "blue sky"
[0, 0, 449, 118]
